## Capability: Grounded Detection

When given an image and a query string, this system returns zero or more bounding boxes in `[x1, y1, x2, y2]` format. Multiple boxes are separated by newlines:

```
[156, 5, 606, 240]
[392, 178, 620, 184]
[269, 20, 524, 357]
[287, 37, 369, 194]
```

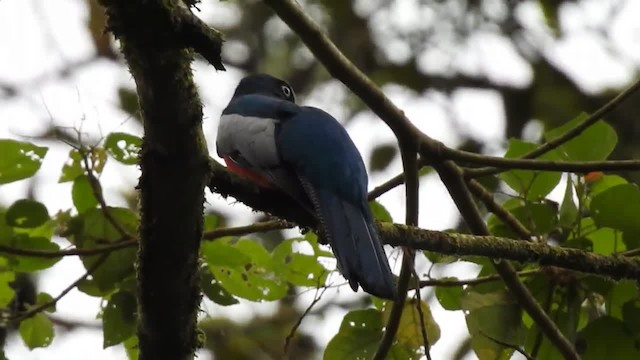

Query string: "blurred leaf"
[203, 239, 288, 301]
[488, 201, 557, 238]
[369, 201, 393, 222]
[272, 238, 327, 287]
[0, 259, 15, 307]
[578, 316, 640, 359]
[461, 290, 522, 359]
[435, 282, 463, 310]
[499, 139, 562, 199]
[124, 335, 139, 360]
[103, 291, 137, 348]
[35, 292, 56, 313]
[544, 113, 617, 161]
[369, 143, 397, 172]
[72, 175, 99, 213]
[0, 139, 48, 184]
[559, 179, 578, 228]
[6, 199, 49, 228]
[204, 214, 219, 232]
[538, 0, 560, 34]
[591, 184, 640, 234]
[622, 299, 640, 334]
[607, 280, 637, 319]
[105, 132, 142, 165]
[19, 313, 54, 349]
[59, 149, 84, 183]
[117, 88, 141, 121]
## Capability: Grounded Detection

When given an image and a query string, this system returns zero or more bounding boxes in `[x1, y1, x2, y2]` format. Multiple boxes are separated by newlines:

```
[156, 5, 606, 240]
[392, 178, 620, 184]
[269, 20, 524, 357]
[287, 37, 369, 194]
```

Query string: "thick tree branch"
[98, 1, 223, 359]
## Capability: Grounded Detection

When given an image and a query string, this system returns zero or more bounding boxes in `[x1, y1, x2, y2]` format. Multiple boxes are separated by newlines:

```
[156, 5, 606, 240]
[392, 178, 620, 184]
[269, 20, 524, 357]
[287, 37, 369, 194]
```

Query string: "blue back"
[276, 107, 369, 208]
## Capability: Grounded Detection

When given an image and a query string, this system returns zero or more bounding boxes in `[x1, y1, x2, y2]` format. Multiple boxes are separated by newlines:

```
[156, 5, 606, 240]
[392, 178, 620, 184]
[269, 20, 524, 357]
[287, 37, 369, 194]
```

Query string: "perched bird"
[216, 74, 396, 300]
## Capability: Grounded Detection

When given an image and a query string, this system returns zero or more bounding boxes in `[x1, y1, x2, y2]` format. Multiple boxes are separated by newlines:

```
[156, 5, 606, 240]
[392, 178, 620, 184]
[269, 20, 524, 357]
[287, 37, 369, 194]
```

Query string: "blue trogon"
[216, 74, 396, 300]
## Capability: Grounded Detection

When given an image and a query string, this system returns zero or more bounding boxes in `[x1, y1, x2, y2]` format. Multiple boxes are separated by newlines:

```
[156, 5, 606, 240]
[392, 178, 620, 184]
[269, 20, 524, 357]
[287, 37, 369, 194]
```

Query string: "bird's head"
[232, 74, 296, 103]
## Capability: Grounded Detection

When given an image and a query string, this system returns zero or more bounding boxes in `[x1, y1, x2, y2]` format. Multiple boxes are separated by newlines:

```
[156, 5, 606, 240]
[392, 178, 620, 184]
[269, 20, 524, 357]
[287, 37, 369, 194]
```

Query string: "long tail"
[310, 188, 396, 300]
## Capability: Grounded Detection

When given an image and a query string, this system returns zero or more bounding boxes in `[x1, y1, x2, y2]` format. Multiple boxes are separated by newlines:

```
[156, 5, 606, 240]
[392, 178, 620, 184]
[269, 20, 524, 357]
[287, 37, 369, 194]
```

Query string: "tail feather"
[309, 187, 396, 300]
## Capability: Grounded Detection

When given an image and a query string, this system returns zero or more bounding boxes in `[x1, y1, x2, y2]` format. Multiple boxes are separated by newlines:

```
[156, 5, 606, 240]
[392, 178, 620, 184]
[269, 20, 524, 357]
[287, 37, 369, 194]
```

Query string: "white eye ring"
[281, 85, 292, 97]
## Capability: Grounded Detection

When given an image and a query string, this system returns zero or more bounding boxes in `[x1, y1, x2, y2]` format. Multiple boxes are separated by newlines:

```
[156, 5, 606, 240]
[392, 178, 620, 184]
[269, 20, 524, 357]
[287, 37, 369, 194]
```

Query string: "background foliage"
[1, 0, 640, 359]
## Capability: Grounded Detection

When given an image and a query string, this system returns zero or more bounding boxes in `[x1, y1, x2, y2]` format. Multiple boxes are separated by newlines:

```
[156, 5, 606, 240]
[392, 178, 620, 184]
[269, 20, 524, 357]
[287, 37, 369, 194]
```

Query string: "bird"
[216, 74, 396, 300]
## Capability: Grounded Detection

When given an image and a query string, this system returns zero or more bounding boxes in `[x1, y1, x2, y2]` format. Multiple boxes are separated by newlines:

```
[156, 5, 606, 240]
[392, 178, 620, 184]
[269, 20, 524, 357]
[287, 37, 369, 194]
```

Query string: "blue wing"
[277, 107, 396, 299]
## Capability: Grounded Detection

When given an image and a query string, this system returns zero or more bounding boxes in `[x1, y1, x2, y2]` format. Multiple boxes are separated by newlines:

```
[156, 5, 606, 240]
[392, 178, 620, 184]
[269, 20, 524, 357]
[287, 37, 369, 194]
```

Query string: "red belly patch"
[223, 156, 273, 188]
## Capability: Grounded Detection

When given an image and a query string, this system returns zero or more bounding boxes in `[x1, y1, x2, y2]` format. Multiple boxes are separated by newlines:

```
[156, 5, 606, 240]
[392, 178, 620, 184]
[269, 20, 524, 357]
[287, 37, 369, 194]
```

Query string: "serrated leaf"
[19, 313, 54, 349]
[499, 139, 562, 199]
[6, 199, 49, 228]
[105, 132, 141, 165]
[72, 175, 99, 213]
[544, 113, 617, 161]
[0, 139, 48, 184]
[103, 291, 137, 348]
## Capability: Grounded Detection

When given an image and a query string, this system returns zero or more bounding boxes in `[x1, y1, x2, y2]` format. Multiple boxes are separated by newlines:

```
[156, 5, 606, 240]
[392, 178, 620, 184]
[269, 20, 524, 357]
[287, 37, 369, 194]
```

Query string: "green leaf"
[607, 280, 638, 319]
[499, 139, 562, 199]
[272, 238, 327, 287]
[199, 267, 239, 306]
[385, 300, 440, 350]
[19, 313, 54, 349]
[369, 143, 397, 172]
[76, 208, 138, 293]
[105, 132, 142, 165]
[204, 239, 288, 301]
[59, 149, 84, 182]
[8, 235, 61, 272]
[544, 113, 617, 161]
[6, 199, 49, 228]
[578, 316, 640, 359]
[103, 291, 137, 348]
[369, 201, 393, 222]
[591, 184, 640, 234]
[35, 292, 56, 313]
[72, 175, 99, 213]
[203, 214, 219, 232]
[324, 309, 383, 360]
[124, 336, 139, 360]
[0, 139, 48, 184]
[0, 259, 15, 307]
[588, 175, 627, 196]
[435, 282, 463, 310]
[488, 201, 557, 238]
[461, 290, 522, 359]
[622, 299, 640, 334]
[559, 179, 578, 228]
[587, 227, 623, 255]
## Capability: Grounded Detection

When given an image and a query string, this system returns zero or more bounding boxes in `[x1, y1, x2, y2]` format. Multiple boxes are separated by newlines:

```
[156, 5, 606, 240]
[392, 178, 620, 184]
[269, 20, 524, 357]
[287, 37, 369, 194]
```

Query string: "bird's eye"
[281, 85, 292, 98]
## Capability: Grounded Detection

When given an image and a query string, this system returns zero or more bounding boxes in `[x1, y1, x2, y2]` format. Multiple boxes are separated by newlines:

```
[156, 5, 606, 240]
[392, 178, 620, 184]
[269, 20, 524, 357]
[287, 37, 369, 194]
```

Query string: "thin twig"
[284, 282, 327, 355]
[480, 330, 535, 360]
[419, 269, 540, 288]
[12, 253, 109, 323]
[466, 77, 640, 178]
[411, 269, 431, 360]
